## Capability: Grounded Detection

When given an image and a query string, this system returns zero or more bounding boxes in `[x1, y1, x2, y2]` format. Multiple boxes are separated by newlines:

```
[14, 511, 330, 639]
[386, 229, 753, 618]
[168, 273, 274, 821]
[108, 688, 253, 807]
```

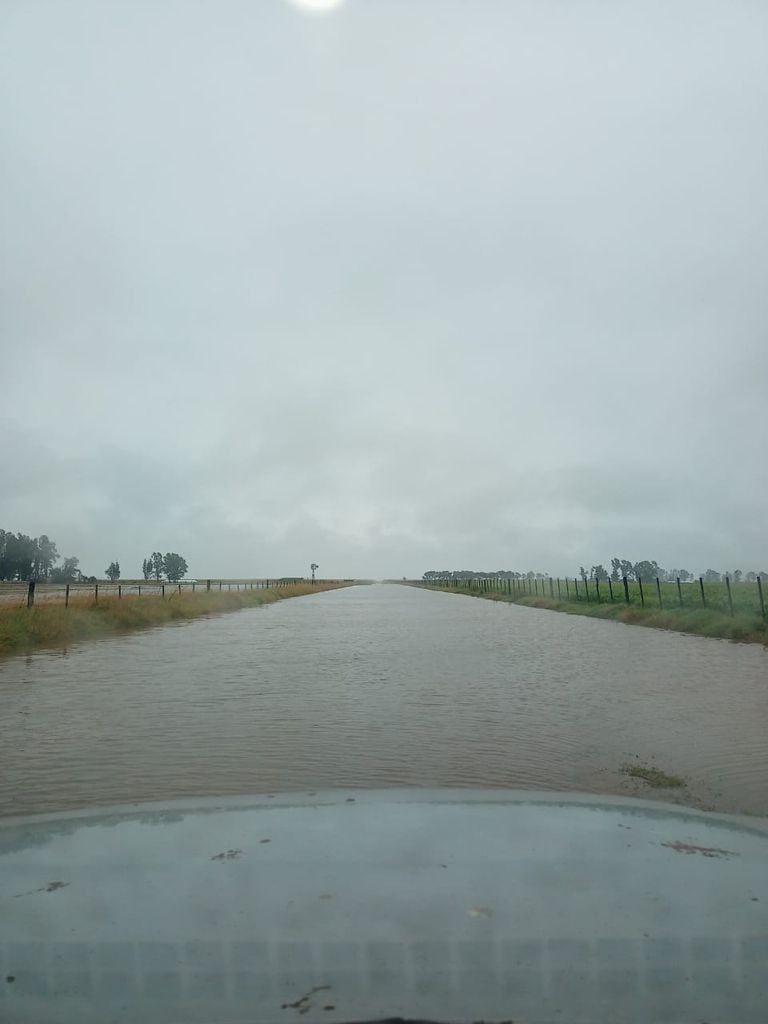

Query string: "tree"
[141, 558, 153, 581]
[745, 571, 757, 583]
[50, 557, 80, 583]
[702, 569, 721, 583]
[589, 564, 609, 582]
[162, 552, 188, 582]
[610, 558, 621, 582]
[667, 568, 692, 583]
[151, 552, 164, 581]
[732, 569, 743, 584]
[34, 535, 59, 578]
[633, 560, 664, 582]
[105, 561, 121, 582]
[579, 566, 587, 582]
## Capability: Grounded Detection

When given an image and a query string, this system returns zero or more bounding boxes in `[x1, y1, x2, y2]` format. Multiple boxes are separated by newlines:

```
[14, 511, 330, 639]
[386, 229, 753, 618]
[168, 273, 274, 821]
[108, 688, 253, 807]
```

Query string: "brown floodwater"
[1, 584, 766, 818]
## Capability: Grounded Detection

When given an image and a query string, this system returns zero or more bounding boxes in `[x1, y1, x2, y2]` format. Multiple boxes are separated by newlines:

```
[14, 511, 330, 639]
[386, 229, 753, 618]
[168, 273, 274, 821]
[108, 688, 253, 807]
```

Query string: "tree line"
[580, 559, 767, 584]
[424, 560, 768, 583]
[141, 553, 189, 583]
[0, 528, 189, 583]
[0, 529, 84, 582]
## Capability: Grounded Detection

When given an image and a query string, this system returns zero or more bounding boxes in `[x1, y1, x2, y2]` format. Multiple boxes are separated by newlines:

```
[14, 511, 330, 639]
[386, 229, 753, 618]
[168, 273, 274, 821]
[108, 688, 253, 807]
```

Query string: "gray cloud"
[2, 0, 766, 579]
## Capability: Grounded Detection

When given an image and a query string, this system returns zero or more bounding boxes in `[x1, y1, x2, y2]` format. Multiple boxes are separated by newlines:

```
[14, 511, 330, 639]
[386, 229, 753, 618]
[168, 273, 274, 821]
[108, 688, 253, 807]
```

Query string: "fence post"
[557, 578, 561, 599]
[549, 577, 554, 598]
[574, 579, 579, 600]
[699, 577, 706, 607]
[677, 577, 683, 607]
[27, 580, 36, 607]
[758, 577, 766, 621]
[94, 583, 98, 603]
[118, 584, 122, 599]
[622, 576, 630, 604]
[595, 578, 601, 603]
[638, 577, 645, 607]
[219, 581, 222, 591]
[178, 582, 182, 594]
[534, 579, 538, 596]
[608, 578, 614, 602]
[193, 582, 196, 593]
[162, 584, 165, 597]
[583, 579, 590, 602]
[138, 584, 141, 596]
[65, 583, 70, 607]
[565, 578, 570, 598]
[656, 577, 662, 609]
[725, 575, 734, 617]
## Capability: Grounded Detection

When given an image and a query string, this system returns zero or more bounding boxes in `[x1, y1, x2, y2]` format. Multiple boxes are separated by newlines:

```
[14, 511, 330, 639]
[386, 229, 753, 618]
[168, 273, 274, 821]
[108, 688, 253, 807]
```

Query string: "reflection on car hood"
[1, 789, 767, 1024]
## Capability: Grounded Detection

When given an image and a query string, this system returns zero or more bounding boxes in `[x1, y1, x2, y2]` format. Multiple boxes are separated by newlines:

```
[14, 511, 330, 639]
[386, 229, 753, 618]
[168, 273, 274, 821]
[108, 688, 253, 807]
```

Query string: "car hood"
[1, 789, 767, 1024]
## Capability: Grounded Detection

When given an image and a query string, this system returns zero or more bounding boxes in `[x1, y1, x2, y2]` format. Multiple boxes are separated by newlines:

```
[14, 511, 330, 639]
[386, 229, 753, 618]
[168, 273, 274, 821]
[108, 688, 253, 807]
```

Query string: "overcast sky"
[2, 0, 767, 579]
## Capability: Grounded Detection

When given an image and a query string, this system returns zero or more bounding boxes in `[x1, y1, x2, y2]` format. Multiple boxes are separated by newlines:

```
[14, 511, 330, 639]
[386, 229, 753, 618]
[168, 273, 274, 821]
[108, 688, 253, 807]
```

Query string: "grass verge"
[622, 764, 686, 789]
[416, 585, 768, 645]
[0, 583, 353, 658]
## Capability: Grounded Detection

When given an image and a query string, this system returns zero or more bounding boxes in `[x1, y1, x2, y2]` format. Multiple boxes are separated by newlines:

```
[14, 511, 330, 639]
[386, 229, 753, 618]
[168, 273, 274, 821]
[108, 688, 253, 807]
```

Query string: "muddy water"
[1, 584, 766, 817]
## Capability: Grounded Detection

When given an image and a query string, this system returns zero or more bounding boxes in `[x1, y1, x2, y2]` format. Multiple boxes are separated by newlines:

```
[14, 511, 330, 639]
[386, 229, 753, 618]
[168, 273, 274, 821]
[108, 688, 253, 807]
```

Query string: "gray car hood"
[1, 789, 766, 1023]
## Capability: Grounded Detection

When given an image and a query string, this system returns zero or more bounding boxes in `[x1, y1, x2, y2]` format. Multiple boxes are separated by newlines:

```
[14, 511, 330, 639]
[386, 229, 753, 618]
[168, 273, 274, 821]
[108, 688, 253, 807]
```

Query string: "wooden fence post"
[557, 578, 561, 599]
[622, 576, 630, 604]
[656, 577, 662, 609]
[677, 577, 683, 607]
[758, 577, 766, 621]
[595, 579, 601, 603]
[574, 579, 579, 600]
[583, 579, 590, 602]
[162, 584, 165, 597]
[550, 577, 554, 598]
[638, 577, 645, 607]
[725, 575, 734, 617]
[699, 577, 706, 607]
[27, 580, 36, 607]
[608, 578, 614, 602]
[138, 584, 141, 596]
[118, 584, 122, 599]
[65, 584, 70, 607]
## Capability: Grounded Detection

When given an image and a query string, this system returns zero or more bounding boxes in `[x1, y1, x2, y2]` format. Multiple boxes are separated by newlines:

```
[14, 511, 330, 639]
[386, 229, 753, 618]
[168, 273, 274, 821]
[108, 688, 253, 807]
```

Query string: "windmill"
[310, 563, 319, 584]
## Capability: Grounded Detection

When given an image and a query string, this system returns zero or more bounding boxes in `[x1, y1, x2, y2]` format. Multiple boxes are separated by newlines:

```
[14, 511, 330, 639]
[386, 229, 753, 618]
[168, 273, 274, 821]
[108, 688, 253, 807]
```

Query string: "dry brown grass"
[0, 583, 353, 657]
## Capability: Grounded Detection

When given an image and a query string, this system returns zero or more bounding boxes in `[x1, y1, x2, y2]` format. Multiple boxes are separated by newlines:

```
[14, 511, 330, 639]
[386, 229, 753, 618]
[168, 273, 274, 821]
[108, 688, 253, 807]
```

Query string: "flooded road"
[1, 584, 766, 817]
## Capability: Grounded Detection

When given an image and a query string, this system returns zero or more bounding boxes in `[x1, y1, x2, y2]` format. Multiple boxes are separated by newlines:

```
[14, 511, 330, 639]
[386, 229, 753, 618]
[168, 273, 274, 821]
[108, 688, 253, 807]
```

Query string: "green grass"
[622, 764, 686, 789]
[415, 581, 768, 645]
[0, 583, 353, 657]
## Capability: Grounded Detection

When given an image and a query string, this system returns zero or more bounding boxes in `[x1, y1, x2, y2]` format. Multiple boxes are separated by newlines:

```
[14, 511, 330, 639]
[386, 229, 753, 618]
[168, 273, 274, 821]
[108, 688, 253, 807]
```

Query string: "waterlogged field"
[1, 584, 766, 818]
[0, 582, 354, 656]
[416, 578, 768, 645]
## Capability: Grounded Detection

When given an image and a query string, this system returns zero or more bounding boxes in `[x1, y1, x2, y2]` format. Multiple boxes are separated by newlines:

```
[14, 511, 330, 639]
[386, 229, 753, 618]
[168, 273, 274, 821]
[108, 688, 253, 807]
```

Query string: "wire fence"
[416, 575, 767, 621]
[0, 579, 347, 608]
